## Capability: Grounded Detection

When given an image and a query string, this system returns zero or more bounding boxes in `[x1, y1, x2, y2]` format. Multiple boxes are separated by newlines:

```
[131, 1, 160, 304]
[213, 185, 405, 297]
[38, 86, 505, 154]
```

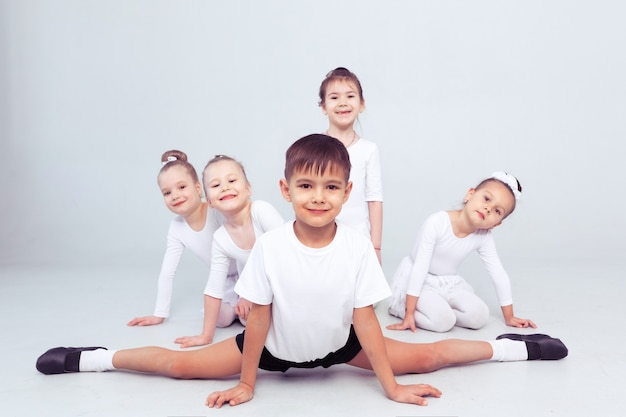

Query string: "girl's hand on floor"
[386, 316, 418, 332]
[174, 334, 213, 348]
[506, 316, 537, 328]
[127, 315, 164, 326]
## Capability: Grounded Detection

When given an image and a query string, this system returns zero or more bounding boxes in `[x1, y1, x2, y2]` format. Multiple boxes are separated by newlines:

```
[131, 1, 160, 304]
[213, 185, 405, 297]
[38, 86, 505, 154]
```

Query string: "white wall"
[1, 0, 624, 274]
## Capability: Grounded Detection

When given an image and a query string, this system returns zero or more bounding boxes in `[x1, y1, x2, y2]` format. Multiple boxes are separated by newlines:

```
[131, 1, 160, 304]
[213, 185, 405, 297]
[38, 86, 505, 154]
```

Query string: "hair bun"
[161, 150, 188, 164]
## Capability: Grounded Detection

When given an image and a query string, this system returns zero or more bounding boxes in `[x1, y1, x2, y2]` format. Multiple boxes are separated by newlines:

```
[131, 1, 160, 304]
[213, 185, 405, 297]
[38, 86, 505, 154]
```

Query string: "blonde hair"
[201, 154, 249, 194]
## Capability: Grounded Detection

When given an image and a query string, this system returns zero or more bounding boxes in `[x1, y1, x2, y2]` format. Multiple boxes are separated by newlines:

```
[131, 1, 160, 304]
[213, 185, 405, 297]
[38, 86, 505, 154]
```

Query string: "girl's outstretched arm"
[386, 294, 418, 332]
[175, 295, 223, 348]
[501, 305, 537, 328]
[206, 303, 271, 408]
[353, 306, 441, 405]
[129, 229, 186, 325]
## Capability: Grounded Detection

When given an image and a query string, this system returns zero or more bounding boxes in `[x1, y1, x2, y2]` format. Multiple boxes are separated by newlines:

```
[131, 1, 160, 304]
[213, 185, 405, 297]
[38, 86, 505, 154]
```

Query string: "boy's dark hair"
[284, 134, 351, 183]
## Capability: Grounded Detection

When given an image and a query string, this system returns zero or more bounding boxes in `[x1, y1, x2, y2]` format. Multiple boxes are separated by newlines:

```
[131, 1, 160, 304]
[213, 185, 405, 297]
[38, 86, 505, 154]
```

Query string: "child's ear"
[279, 178, 292, 202]
[196, 182, 204, 198]
[464, 188, 476, 202]
[343, 181, 353, 203]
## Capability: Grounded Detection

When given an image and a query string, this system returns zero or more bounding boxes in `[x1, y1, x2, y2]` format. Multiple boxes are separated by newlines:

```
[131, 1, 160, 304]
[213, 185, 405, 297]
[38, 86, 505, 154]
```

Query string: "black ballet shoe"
[36, 346, 107, 375]
[496, 333, 568, 360]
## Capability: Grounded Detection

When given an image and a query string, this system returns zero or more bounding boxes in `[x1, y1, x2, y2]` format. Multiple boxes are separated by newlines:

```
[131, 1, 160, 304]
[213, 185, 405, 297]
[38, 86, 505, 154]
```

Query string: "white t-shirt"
[153, 207, 223, 318]
[204, 200, 285, 306]
[336, 138, 383, 236]
[235, 221, 391, 363]
[392, 210, 513, 307]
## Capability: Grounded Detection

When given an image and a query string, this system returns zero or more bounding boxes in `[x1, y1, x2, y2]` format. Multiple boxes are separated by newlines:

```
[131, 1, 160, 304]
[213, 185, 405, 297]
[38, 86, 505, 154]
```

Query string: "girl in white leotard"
[318, 67, 383, 264]
[387, 172, 537, 333]
[173, 155, 284, 348]
[128, 150, 229, 328]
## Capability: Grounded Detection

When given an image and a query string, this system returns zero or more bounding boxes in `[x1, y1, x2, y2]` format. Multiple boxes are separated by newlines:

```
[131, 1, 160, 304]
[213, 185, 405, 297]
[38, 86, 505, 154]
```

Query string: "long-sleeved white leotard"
[153, 207, 223, 318]
[389, 210, 513, 316]
[203, 200, 285, 305]
[336, 138, 383, 237]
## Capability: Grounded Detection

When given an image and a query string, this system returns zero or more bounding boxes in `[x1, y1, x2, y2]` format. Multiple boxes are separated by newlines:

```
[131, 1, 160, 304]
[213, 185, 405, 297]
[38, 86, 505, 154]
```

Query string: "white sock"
[489, 339, 528, 361]
[79, 349, 117, 372]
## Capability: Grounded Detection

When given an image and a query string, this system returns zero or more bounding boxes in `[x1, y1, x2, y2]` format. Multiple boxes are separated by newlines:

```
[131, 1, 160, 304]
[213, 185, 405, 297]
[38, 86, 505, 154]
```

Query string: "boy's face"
[280, 166, 352, 231]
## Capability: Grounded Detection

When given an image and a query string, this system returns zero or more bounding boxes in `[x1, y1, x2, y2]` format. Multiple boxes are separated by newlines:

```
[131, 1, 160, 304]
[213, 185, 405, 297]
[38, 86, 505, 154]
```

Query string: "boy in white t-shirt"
[36, 134, 568, 408]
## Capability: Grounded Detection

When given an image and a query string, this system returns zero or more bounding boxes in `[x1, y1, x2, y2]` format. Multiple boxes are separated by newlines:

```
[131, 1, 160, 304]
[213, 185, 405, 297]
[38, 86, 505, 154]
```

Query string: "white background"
[2, 0, 624, 275]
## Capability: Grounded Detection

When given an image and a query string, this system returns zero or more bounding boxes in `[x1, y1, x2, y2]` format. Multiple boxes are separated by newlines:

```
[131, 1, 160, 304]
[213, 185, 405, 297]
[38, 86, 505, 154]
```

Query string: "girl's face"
[203, 160, 251, 214]
[463, 181, 515, 230]
[321, 80, 364, 129]
[158, 165, 203, 217]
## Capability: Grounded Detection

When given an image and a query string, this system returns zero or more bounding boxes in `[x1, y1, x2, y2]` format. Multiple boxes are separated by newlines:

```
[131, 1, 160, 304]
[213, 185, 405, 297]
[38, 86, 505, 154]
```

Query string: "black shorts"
[235, 325, 362, 373]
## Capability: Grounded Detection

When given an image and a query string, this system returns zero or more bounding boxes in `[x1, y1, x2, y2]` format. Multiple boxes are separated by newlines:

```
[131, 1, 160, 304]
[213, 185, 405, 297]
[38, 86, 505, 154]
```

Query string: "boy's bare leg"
[348, 338, 493, 374]
[112, 337, 243, 379]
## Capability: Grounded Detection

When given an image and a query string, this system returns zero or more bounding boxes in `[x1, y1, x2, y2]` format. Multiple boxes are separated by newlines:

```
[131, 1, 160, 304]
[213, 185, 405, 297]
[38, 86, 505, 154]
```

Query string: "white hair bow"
[490, 171, 521, 200]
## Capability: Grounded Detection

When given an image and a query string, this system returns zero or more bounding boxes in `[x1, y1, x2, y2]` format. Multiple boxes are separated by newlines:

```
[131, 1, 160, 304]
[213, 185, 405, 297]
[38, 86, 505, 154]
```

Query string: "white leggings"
[216, 300, 248, 328]
[216, 301, 237, 328]
[388, 258, 490, 333]
[414, 275, 490, 332]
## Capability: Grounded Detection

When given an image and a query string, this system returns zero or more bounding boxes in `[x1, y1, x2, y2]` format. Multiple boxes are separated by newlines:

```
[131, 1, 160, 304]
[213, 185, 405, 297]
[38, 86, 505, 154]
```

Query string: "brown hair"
[318, 67, 364, 106]
[159, 150, 199, 183]
[284, 134, 351, 183]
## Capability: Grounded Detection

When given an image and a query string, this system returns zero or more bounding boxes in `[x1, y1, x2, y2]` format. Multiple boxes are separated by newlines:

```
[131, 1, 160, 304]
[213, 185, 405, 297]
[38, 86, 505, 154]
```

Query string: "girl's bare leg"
[348, 337, 493, 374]
[113, 336, 243, 379]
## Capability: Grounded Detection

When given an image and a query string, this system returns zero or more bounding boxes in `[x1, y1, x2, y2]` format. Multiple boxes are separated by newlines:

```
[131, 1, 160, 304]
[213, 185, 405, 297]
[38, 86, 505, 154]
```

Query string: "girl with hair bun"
[127, 150, 231, 328]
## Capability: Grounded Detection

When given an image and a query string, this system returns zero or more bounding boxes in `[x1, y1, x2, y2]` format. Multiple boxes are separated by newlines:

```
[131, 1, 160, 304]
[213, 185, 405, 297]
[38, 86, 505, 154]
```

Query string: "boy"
[36, 134, 567, 408]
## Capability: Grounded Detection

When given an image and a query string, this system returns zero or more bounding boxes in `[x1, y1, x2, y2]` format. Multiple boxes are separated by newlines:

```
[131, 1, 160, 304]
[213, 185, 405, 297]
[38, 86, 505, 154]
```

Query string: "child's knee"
[216, 316, 236, 328]
[459, 305, 490, 329]
[416, 309, 456, 333]
[430, 316, 456, 333]
[216, 304, 237, 328]
[419, 343, 448, 372]
[165, 354, 194, 379]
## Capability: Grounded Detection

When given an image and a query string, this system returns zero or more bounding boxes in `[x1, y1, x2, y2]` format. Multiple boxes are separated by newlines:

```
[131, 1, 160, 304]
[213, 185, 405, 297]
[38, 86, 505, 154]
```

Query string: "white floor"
[1, 258, 623, 417]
